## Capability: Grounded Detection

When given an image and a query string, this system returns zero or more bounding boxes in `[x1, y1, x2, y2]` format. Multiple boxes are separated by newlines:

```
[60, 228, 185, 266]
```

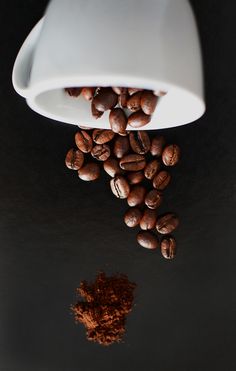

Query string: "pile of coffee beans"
[65, 125, 180, 260]
[65, 86, 165, 130]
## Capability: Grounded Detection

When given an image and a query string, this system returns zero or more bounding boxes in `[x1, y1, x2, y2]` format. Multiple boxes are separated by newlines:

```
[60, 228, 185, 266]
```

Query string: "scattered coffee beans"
[153, 170, 171, 190]
[65, 86, 181, 260]
[162, 144, 181, 166]
[110, 176, 130, 199]
[127, 185, 146, 207]
[78, 163, 100, 181]
[75, 130, 93, 153]
[156, 213, 179, 234]
[120, 154, 146, 171]
[137, 231, 159, 250]
[65, 148, 84, 170]
[103, 158, 123, 177]
[160, 236, 176, 259]
[124, 208, 142, 228]
[129, 131, 151, 155]
[91, 144, 110, 161]
[113, 136, 130, 159]
[145, 190, 162, 210]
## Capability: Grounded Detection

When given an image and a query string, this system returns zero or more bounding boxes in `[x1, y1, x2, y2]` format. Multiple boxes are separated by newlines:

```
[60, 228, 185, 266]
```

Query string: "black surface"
[0, 1, 235, 370]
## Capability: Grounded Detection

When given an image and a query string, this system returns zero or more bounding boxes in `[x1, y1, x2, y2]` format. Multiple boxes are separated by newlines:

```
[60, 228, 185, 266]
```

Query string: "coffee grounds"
[71, 272, 136, 346]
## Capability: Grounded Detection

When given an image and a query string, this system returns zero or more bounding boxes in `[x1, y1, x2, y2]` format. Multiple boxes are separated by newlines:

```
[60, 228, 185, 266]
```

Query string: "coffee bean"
[91, 101, 104, 119]
[110, 176, 130, 199]
[150, 136, 166, 157]
[112, 87, 127, 95]
[153, 171, 171, 190]
[78, 163, 100, 181]
[126, 92, 142, 112]
[129, 131, 151, 154]
[162, 145, 181, 166]
[91, 144, 110, 161]
[128, 88, 143, 96]
[144, 159, 161, 180]
[137, 231, 159, 250]
[65, 87, 82, 97]
[103, 158, 123, 177]
[128, 111, 151, 128]
[120, 154, 146, 171]
[109, 108, 127, 134]
[113, 136, 130, 159]
[156, 213, 179, 234]
[92, 88, 118, 112]
[140, 209, 157, 230]
[92, 129, 115, 144]
[75, 130, 93, 153]
[124, 208, 142, 228]
[127, 185, 146, 207]
[141, 90, 158, 115]
[145, 190, 162, 209]
[81, 87, 96, 101]
[161, 237, 176, 259]
[65, 148, 84, 170]
[118, 90, 129, 108]
[127, 171, 144, 185]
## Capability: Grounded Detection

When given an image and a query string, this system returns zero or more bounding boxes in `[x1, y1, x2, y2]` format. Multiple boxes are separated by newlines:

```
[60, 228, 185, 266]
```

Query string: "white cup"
[12, 0, 205, 130]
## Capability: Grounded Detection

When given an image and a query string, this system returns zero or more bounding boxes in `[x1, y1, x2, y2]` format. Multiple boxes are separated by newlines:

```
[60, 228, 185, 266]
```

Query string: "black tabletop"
[0, 1, 235, 370]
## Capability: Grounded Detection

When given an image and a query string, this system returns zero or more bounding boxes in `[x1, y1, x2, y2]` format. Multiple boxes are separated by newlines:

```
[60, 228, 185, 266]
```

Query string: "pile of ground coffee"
[71, 272, 136, 346]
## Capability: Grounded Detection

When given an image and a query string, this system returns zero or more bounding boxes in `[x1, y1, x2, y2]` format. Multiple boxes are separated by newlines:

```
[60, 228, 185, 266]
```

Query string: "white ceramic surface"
[12, 0, 205, 130]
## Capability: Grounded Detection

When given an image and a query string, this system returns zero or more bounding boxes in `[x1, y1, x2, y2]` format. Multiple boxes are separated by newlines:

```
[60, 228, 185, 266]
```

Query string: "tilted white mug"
[12, 0, 205, 130]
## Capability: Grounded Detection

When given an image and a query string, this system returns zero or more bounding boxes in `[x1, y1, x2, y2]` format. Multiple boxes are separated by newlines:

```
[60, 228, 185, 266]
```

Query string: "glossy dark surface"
[0, 1, 235, 370]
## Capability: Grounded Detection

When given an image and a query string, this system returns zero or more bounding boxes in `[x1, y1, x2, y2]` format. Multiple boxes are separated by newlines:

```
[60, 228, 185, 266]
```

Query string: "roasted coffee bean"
[126, 92, 142, 112]
[140, 209, 157, 230]
[103, 158, 123, 177]
[150, 136, 166, 157]
[113, 136, 130, 159]
[75, 130, 93, 153]
[81, 87, 96, 101]
[124, 208, 142, 228]
[109, 108, 127, 134]
[145, 190, 162, 209]
[128, 88, 143, 96]
[162, 144, 181, 166]
[65, 148, 84, 170]
[161, 237, 176, 259]
[91, 144, 110, 161]
[118, 90, 129, 108]
[92, 88, 118, 112]
[78, 163, 100, 181]
[91, 101, 104, 119]
[120, 154, 146, 171]
[110, 176, 130, 199]
[112, 87, 127, 95]
[141, 90, 158, 115]
[156, 213, 179, 234]
[153, 170, 171, 190]
[137, 231, 159, 250]
[127, 171, 144, 185]
[129, 131, 151, 154]
[92, 129, 115, 144]
[144, 159, 161, 180]
[128, 111, 151, 128]
[127, 185, 146, 207]
[65, 87, 82, 97]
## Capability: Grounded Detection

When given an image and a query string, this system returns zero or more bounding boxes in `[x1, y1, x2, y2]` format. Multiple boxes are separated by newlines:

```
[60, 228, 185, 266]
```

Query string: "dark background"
[0, 1, 235, 370]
